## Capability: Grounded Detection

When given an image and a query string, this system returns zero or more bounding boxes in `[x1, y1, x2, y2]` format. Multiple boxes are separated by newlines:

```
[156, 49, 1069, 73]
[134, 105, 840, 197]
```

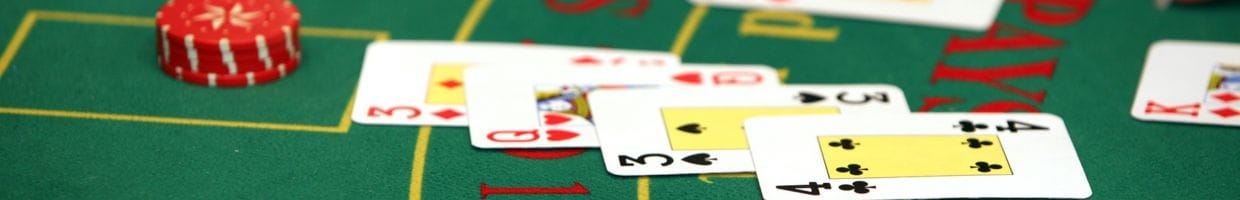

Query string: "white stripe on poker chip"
[220, 38, 237, 74]
[263, 58, 273, 70]
[185, 35, 199, 72]
[160, 25, 170, 64]
[175, 66, 184, 80]
[282, 26, 295, 60]
[278, 63, 287, 77]
[246, 72, 255, 86]
[256, 36, 273, 69]
[207, 73, 217, 87]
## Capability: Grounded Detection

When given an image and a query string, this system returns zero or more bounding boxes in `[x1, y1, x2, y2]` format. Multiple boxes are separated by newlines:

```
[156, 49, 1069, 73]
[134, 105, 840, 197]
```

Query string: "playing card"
[465, 64, 780, 149]
[352, 41, 679, 127]
[745, 113, 1091, 200]
[590, 85, 910, 176]
[692, 0, 1002, 31]
[1131, 40, 1240, 127]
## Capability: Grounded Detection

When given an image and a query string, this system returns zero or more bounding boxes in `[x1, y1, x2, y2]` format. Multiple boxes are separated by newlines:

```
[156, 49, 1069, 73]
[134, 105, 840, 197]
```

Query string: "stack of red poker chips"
[155, 0, 301, 87]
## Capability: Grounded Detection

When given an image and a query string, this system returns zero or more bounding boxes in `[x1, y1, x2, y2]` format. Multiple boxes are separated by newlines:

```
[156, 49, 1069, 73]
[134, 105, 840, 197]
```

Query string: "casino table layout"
[2, 0, 1239, 199]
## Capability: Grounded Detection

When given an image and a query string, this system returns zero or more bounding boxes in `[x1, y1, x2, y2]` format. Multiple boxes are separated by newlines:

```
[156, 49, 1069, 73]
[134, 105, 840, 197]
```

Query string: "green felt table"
[2, 0, 1239, 199]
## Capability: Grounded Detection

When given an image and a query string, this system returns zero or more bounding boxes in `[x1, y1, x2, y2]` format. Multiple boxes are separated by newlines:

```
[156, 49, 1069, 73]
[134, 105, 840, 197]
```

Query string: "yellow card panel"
[819, 135, 1011, 179]
[425, 64, 469, 104]
[663, 107, 839, 150]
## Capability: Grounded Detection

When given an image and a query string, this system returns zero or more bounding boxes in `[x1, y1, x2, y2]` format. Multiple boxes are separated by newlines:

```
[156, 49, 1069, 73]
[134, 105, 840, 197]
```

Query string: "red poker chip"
[165, 55, 299, 74]
[156, 0, 300, 51]
[155, 0, 301, 83]
[157, 24, 300, 51]
[157, 37, 298, 63]
[159, 48, 299, 75]
[166, 47, 296, 66]
[160, 58, 300, 87]
[162, 42, 297, 60]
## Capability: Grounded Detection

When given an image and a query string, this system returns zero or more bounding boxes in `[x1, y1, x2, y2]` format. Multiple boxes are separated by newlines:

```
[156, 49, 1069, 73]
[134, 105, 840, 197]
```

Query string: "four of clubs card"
[589, 85, 910, 176]
[1132, 40, 1240, 127]
[465, 65, 780, 149]
[744, 113, 1091, 200]
[352, 41, 679, 127]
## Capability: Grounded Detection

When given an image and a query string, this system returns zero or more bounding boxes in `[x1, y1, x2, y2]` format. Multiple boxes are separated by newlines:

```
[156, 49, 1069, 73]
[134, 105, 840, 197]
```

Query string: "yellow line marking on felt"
[375, 32, 392, 41]
[0, 107, 346, 133]
[408, 126, 433, 200]
[670, 5, 709, 56]
[303, 27, 392, 41]
[453, 0, 491, 43]
[637, 177, 651, 200]
[409, 1, 493, 199]
[335, 92, 359, 133]
[0, 11, 37, 80]
[0, 10, 389, 134]
[698, 173, 756, 184]
[35, 10, 153, 27]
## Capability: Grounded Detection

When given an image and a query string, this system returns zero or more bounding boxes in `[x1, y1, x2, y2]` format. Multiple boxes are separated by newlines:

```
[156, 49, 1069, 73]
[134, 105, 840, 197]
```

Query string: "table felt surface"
[1, 0, 1239, 199]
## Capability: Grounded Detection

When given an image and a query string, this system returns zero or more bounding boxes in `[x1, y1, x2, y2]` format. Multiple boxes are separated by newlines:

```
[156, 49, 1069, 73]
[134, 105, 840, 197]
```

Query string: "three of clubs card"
[744, 113, 1091, 200]
[465, 64, 780, 149]
[589, 85, 910, 176]
[1132, 40, 1240, 127]
[352, 41, 678, 127]
[691, 0, 1002, 31]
